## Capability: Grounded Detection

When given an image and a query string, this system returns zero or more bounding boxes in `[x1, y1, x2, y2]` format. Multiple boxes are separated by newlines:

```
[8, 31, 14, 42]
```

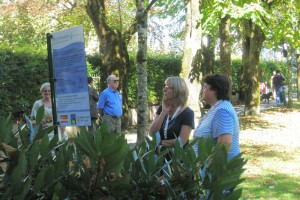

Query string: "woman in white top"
[31, 83, 65, 141]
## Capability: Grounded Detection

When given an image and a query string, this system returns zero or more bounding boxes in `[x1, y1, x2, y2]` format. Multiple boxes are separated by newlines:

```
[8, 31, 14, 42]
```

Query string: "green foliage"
[0, 111, 247, 199]
[88, 52, 182, 107]
[0, 46, 48, 120]
[1, 45, 290, 120]
[214, 59, 288, 91]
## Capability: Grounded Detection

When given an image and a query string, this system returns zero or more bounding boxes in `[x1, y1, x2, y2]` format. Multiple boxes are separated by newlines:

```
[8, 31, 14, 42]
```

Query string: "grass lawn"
[237, 101, 300, 199]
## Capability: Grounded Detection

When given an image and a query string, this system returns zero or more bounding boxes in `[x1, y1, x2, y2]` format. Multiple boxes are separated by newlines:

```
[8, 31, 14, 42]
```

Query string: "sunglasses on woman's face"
[113, 80, 119, 83]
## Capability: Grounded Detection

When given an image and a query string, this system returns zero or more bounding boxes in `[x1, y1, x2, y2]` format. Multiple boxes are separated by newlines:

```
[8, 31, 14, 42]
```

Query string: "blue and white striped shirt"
[193, 100, 240, 160]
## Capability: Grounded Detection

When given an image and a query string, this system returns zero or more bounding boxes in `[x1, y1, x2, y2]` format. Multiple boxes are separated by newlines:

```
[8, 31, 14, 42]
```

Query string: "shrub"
[0, 110, 247, 199]
[0, 47, 48, 120]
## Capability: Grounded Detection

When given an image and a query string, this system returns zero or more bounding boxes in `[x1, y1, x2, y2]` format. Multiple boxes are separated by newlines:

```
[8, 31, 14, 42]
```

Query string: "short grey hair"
[40, 82, 50, 93]
[107, 75, 118, 83]
[107, 75, 112, 83]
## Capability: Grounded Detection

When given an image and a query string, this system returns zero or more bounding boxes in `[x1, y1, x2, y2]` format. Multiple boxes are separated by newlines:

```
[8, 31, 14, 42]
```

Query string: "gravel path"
[240, 111, 300, 147]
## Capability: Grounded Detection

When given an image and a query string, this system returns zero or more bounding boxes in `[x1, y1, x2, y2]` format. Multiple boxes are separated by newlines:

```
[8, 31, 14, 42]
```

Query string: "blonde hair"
[40, 82, 50, 93]
[165, 77, 189, 106]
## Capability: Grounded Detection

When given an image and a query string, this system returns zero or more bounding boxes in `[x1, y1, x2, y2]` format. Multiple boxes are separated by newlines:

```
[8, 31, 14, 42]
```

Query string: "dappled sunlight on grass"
[241, 143, 296, 161]
[240, 142, 300, 199]
[239, 100, 300, 131]
[240, 172, 300, 200]
[239, 115, 275, 130]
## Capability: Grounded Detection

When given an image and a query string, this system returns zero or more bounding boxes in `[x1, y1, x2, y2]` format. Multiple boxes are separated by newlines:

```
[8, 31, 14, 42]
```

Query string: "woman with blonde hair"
[31, 82, 66, 141]
[148, 77, 194, 148]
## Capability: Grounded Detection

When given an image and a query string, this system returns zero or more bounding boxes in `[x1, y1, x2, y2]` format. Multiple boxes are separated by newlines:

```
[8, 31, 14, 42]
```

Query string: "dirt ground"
[240, 110, 300, 148]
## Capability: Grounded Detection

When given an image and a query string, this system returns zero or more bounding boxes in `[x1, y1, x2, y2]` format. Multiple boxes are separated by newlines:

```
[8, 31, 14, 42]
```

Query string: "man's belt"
[104, 114, 121, 119]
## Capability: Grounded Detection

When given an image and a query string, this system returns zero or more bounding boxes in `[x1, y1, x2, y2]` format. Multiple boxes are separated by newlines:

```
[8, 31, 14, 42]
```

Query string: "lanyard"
[164, 105, 182, 139]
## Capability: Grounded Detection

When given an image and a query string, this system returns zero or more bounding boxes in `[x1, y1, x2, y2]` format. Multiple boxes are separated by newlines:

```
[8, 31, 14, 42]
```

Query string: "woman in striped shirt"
[193, 74, 240, 160]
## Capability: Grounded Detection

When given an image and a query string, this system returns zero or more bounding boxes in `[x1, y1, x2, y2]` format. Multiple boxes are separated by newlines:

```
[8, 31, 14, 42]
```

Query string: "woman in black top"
[148, 77, 195, 147]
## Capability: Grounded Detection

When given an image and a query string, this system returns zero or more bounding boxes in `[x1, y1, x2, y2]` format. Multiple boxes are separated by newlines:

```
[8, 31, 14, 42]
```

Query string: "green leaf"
[75, 130, 97, 160]
[94, 126, 103, 154]
[14, 178, 31, 199]
[33, 126, 55, 142]
[0, 114, 14, 144]
[33, 166, 48, 193]
[49, 133, 59, 150]
[2, 187, 13, 199]
[39, 133, 50, 158]
[104, 141, 129, 172]
[28, 142, 39, 168]
[36, 105, 45, 125]
[52, 194, 60, 200]
[53, 182, 67, 200]
[11, 151, 26, 186]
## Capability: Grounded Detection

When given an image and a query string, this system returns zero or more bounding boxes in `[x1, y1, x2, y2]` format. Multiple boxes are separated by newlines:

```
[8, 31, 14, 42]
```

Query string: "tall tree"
[219, 14, 232, 98]
[182, 0, 202, 116]
[135, 0, 157, 144]
[241, 19, 265, 115]
[297, 54, 300, 99]
[265, 0, 300, 107]
[201, 35, 215, 75]
[240, 0, 299, 113]
[85, 0, 136, 127]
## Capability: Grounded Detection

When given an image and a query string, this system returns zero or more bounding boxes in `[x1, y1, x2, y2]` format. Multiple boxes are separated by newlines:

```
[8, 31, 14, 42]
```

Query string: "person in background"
[193, 74, 240, 161]
[97, 75, 122, 135]
[31, 82, 66, 141]
[270, 70, 277, 100]
[148, 77, 194, 151]
[88, 76, 99, 133]
[272, 70, 287, 106]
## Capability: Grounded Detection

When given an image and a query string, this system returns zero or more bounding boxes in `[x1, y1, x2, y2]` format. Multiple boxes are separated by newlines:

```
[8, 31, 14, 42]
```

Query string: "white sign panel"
[51, 25, 91, 126]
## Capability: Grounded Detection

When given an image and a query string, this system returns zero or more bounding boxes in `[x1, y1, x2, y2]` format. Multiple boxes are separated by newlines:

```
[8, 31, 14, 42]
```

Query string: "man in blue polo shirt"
[97, 75, 122, 135]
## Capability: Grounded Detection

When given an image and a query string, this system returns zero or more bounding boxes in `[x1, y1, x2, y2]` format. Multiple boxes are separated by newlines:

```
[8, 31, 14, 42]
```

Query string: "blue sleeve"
[212, 109, 234, 139]
[97, 91, 106, 109]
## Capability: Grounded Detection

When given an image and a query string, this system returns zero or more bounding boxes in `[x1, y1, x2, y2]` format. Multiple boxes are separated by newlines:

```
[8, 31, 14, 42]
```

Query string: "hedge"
[0, 46, 288, 120]
[0, 48, 182, 120]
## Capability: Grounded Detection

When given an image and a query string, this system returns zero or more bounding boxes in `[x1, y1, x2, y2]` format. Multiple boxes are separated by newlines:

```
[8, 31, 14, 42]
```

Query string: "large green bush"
[0, 112, 247, 199]
[0, 47, 48, 120]
[1, 46, 288, 120]
[87, 53, 182, 107]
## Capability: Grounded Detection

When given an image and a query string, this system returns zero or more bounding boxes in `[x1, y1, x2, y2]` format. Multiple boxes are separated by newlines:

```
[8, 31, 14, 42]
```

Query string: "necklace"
[164, 105, 182, 139]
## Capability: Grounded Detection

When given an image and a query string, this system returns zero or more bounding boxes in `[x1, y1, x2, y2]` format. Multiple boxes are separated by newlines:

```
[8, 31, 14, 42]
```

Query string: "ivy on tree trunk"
[242, 19, 265, 115]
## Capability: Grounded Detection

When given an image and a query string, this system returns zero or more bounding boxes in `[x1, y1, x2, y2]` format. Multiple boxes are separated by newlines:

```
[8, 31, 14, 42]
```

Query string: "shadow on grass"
[239, 141, 300, 199]
[240, 171, 300, 199]
[239, 100, 300, 130]
[239, 115, 274, 130]
[240, 143, 296, 161]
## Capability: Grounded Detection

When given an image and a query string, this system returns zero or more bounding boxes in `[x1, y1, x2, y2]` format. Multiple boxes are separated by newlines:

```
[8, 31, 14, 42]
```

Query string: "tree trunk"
[200, 34, 215, 115]
[219, 15, 232, 101]
[181, 0, 202, 118]
[297, 54, 300, 100]
[242, 19, 265, 115]
[85, 0, 131, 127]
[136, 0, 148, 145]
[286, 47, 294, 108]
[202, 35, 215, 75]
